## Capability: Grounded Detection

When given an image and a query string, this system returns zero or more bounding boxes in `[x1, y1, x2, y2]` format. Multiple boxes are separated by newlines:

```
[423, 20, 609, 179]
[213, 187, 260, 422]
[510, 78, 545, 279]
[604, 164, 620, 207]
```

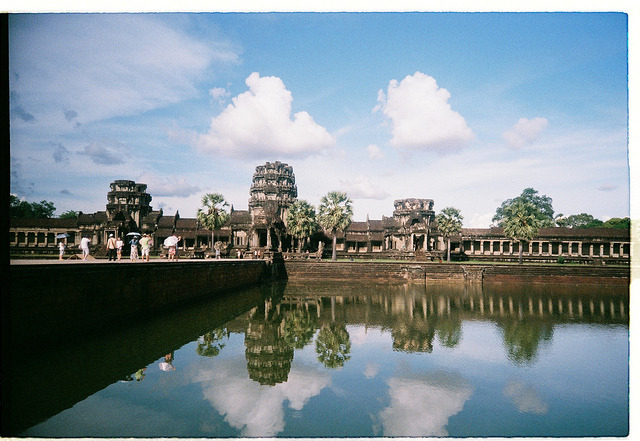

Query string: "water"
[11, 280, 628, 437]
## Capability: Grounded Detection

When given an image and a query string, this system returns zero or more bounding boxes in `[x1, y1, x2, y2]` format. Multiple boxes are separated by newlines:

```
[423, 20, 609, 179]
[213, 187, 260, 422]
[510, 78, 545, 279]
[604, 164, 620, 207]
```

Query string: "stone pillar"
[509, 242, 513, 255]
[589, 244, 594, 257]
[471, 240, 475, 254]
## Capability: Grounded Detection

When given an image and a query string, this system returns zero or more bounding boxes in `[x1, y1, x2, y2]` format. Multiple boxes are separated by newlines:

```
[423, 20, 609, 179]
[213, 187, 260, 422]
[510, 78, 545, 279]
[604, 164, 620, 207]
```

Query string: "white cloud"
[467, 212, 494, 228]
[366, 144, 384, 160]
[137, 172, 201, 198]
[193, 359, 330, 437]
[378, 371, 473, 436]
[364, 362, 380, 379]
[598, 183, 618, 192]
[209, 87, 230, 105]
[195, 72, 335, 160]
[340, 175, 390, 200]
[502, 117, 549, 148]
[77, 142, 125, 165]
[9, 14, 236, 129]
[375, 72, 474, 151]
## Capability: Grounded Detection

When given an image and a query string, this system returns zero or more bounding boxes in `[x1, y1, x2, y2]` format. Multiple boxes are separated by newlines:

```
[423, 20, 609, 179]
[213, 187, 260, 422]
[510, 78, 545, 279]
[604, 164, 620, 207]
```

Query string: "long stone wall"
[283, 261, 630, 285]
[7, 260, 270, 348]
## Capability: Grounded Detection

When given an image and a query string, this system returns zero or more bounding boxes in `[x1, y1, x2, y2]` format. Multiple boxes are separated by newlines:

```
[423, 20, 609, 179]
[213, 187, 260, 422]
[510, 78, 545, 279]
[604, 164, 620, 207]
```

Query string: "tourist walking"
[140, 234, 152, 262]
[58, 240, 66, 260]
[129, 235, 139, 261]
[106, 234, 117, 261]
[80, 236, 91, 260]
[116, 237, 123, 261]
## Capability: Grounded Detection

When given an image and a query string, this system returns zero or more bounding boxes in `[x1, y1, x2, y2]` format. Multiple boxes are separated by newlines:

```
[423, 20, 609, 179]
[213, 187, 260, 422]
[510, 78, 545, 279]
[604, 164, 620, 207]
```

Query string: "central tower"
[248, 161, 298, 249]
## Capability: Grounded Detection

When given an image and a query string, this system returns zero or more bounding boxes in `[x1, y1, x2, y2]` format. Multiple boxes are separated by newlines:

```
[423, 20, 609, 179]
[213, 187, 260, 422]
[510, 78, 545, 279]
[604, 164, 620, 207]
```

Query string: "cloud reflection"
[503, 380, 549, 415]
[378, 370, 472, 436]
[193, 359, 330, 437]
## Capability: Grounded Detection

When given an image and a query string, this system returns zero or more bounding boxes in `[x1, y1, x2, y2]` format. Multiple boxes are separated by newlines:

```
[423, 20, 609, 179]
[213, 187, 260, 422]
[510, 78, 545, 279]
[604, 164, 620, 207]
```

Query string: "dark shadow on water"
[3, 281, 286, 435]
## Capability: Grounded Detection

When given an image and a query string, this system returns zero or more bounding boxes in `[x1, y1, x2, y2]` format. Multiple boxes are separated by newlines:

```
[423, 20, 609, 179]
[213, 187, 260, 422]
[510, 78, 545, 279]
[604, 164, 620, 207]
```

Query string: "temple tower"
[248, 161, 298, 249]
[392, 198, 436, 251]
[106, 180, 152, 226]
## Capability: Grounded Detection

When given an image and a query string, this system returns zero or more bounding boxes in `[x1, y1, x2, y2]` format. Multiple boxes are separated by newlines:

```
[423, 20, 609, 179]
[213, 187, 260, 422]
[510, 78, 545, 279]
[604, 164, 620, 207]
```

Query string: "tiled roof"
[77, 211, 107, 225]
[228, 210, 252, 225]
[347, 221, 368, 232]
[10, 217, 78, 228]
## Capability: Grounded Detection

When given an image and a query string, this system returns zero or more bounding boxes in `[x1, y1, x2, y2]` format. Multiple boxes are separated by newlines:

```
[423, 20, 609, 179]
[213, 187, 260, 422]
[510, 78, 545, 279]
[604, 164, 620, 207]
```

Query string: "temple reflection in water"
[13, 280, 628, 438]
[205, 281, 628, 386]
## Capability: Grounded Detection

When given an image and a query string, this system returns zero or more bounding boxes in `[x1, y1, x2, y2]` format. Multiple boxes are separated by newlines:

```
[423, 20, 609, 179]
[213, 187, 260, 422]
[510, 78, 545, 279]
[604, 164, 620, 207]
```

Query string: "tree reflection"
[435, 317, 462, 348]
[282, 309, 316, 349]
[315, 323, 351, 368]
[196, 328, 230, 357]
[392, 321, 436, 353]
[497, 318, 553, 364]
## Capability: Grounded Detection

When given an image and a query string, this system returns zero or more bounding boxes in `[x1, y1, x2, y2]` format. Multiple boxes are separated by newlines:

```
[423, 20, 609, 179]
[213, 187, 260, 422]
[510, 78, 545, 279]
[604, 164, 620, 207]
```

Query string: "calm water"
[13, 280, 628, 437]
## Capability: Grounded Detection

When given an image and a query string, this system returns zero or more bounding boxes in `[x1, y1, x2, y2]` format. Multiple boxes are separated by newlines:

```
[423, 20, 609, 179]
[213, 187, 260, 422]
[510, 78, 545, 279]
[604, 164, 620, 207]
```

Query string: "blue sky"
[9, 12, 630, 226]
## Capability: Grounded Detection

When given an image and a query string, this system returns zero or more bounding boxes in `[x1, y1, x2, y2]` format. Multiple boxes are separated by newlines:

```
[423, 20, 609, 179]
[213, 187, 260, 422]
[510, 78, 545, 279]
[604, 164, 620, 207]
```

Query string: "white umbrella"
[164, 236, 180, 247]
[126, 232, 141, 237]
[56, 233, 69, 239]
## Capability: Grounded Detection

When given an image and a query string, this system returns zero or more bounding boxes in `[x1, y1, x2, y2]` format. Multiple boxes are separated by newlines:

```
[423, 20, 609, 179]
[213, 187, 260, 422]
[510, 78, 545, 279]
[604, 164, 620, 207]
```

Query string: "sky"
[8, 11, 631, 227]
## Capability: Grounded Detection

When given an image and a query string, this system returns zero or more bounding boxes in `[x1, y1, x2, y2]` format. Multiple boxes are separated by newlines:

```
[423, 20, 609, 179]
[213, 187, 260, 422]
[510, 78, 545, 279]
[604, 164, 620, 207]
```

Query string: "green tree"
[59, 210, 79, 219]
[197, 193, 230, 250]
[10, 195, 56, 218]
[318, 191, 353, 261]
[502, 200, 543, 264]
[315, 323, 351, 368]
[493, 188, 555, 227]
[436, 207, 463, 262]
[557, 213, 604, 228]
[286, 200, 318, 253]
[603, 217, 630, 230]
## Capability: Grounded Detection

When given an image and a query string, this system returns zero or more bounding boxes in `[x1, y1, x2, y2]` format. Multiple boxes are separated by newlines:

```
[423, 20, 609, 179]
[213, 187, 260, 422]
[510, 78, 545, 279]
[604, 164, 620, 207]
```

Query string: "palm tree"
[436, 207, 463, 262]
[318, 191, 353, 261]
[502, 200, 542, 264]
[197, 193, 230, 251]
[286, 200, 318, 253]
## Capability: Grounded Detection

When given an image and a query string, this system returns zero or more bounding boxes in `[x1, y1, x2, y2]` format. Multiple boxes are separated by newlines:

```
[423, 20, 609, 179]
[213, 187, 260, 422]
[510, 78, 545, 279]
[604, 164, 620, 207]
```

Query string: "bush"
[557, 256, 565, 264]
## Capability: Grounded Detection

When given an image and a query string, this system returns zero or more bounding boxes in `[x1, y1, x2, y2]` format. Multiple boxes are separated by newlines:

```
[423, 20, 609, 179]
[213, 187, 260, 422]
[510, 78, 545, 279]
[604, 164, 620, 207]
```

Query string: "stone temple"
[9, 161, 631, 264]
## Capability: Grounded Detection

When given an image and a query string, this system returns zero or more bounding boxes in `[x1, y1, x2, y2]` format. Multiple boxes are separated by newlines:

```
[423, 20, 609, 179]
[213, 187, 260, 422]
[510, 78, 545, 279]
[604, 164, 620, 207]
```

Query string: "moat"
[8, 280, 629, 437]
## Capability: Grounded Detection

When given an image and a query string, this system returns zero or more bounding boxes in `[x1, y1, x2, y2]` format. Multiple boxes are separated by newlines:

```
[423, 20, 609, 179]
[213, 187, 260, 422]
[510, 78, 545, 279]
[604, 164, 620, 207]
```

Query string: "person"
[116, 237, 124, 261]
[129, 235, 139, 261]
[139, 234, 152, 262]
[80, 236, 91, 260]
[58, 240, 66, 260]
[167, 234, 180, 261]
[106, 234, 117, 261]
[159, 353, 175, 372]
[215, 247, 220, 259]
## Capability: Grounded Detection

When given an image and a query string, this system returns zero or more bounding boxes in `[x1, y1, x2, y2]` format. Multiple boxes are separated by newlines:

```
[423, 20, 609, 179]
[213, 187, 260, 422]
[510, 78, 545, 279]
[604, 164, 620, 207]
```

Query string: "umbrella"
[164, 236, 180, 247]
[56, 233, 69, 239]
[126, 232, 141, 237]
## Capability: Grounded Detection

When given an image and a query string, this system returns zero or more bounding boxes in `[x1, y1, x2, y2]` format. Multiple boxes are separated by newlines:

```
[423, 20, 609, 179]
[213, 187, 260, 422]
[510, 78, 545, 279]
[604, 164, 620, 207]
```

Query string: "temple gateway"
[10, 161, 630, 264]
